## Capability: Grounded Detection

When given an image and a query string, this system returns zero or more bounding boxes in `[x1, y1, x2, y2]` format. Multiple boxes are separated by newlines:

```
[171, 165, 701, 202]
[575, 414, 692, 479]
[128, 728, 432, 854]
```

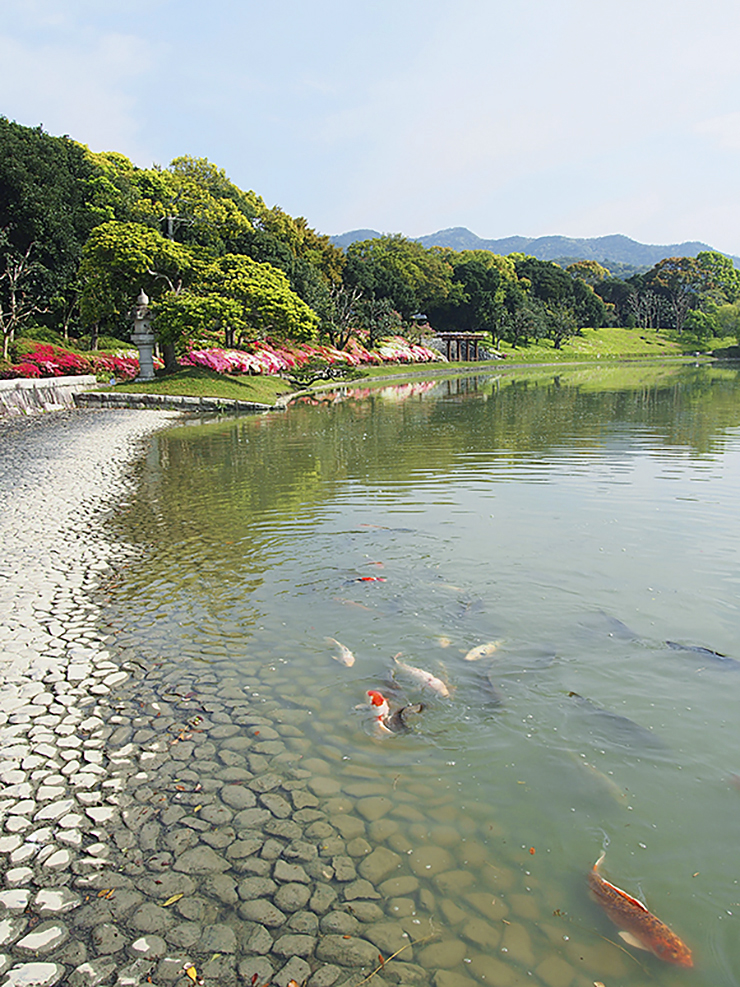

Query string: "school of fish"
[326, 601, 706, 971]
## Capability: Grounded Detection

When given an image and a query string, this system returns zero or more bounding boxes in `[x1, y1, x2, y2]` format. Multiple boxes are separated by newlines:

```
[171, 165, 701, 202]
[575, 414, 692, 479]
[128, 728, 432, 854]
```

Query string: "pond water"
[106, 363, 740, 987]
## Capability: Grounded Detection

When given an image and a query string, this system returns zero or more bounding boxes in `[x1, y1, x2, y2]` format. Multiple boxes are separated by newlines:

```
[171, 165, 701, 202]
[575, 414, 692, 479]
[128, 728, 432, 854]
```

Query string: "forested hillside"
[2, 116, 739, 365]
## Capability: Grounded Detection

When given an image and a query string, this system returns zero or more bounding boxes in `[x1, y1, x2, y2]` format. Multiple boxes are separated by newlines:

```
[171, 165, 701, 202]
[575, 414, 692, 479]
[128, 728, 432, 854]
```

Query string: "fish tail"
[593, 851, 606, 872]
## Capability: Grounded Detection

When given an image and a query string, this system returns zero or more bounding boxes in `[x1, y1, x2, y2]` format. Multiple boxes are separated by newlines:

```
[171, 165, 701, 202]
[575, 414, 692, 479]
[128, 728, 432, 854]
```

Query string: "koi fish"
[666, 640, 740, 668]
[464, 640, 502, 662]
[392, 655, 450, 698]
[588, 853, 692, 967]
[386, 702, 425, 733]
[354, 576, 386, 582]
[568, 692, 666, 752]
[566, 751, 627, 805]
[326, 637, 355, 667]
[333, 596, 373, 611]
[365, 690, 393, 735]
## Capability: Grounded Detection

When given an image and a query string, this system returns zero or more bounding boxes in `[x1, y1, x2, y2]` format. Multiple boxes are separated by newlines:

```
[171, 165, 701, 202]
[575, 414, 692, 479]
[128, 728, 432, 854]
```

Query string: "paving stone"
[67, 958, 118, 986]
[16, 922, 69, 954]
[316, 934, 380, 967]
[172, 847, 229, 874]
[274, 956, 312, 987]
[1, 962, 66, 986]
[90, 923, 127, 954]
[273, 860, 310, 884]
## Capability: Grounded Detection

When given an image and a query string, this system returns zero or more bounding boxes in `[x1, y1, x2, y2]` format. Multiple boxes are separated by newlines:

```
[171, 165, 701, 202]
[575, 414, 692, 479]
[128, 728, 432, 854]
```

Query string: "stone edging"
[74, 392, 281, 414]
[0, 375, 98, 416]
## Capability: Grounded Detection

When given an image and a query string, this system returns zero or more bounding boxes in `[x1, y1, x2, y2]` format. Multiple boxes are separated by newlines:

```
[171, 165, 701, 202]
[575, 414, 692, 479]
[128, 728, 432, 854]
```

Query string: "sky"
[3, 0, 740, 252]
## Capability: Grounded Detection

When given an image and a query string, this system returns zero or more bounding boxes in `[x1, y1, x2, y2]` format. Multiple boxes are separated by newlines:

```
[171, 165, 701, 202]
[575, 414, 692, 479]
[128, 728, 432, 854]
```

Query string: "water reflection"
[106, 364, 740, 986]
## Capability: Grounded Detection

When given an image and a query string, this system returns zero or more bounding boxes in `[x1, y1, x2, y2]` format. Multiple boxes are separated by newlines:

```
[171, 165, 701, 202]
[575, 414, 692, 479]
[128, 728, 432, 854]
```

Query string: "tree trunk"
[163, 342, 178, 373]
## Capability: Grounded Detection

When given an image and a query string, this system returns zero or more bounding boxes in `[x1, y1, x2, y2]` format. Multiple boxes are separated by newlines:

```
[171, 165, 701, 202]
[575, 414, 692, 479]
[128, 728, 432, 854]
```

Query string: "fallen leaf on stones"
[183, 964, 203, 985]
[162, 893, 184, 907]
[194, 805, 202, 812]
[98, 889, 115, 899]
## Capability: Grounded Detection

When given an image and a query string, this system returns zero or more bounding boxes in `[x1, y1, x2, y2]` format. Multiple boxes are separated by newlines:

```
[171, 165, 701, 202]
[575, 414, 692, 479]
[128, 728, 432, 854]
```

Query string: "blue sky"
[3, 0, 740, 252]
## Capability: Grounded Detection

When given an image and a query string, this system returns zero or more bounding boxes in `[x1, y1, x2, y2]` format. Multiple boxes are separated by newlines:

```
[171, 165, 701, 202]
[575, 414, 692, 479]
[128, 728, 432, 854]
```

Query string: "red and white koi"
[588, 853, 693, 968]
[392, 654, 450, 698]
[365, 690, 393, 735]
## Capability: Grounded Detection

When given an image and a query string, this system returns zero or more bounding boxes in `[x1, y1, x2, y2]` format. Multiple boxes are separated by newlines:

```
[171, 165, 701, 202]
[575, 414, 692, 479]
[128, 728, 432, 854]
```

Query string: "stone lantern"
[130, 288, 156, 381]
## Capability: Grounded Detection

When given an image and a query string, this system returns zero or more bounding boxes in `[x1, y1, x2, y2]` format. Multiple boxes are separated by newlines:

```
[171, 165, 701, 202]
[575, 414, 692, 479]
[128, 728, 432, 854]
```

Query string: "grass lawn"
[102, 366, 292, 405]
[494, 327, 686, 362]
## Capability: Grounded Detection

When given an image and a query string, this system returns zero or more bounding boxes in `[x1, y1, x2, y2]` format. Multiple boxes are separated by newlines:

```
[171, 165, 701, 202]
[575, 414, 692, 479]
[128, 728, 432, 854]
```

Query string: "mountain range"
[330, 227, 740, 274]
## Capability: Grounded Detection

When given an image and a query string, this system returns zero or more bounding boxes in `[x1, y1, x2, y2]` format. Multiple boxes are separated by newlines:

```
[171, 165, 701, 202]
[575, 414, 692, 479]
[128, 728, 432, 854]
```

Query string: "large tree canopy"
[0, 117, 98, 302]
[344, 234, 453, 318]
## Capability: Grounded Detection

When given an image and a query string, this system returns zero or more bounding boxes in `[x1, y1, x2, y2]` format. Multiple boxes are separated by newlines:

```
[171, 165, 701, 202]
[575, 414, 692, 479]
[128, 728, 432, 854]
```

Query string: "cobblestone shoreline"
[0, 409, 604, 987]
[0, 411, 436, 987]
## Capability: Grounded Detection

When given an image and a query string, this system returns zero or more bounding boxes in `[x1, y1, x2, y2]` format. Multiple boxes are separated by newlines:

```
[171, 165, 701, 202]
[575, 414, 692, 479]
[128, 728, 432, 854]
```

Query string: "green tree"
[196, 254, 319, 344]
[515, 256, 606, 328]
[426, 251, 517, 337]
[714, 303, 740, 339]
[544, 303, 580, 349]
[566, 260, 611, 285]
[321, 283, 363, 350]
[78, 221, 194, 343]
[0, 117, 98, 327]
[683, 309, 716, 346]
[645, 257, 708, 333]
[344, 235, 453, 318]
[500, 299, 547, 348]
[0, 234, 45, 360]
[696, 251, 740, 304]
[358, 295, 405, 346]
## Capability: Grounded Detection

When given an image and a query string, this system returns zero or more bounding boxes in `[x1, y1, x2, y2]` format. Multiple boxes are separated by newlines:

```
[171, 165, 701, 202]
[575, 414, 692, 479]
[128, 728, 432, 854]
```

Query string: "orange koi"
[588, 853, 692, 967]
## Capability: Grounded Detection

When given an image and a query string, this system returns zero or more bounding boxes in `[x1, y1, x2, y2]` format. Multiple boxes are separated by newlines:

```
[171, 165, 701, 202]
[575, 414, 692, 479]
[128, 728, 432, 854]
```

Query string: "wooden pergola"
[434, 332, 487, 362]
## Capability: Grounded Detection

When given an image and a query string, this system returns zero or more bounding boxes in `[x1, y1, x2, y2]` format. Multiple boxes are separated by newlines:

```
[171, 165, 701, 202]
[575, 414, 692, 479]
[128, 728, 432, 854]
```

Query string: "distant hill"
[331, 226, 740, 271]
[331, 229, 383, 250]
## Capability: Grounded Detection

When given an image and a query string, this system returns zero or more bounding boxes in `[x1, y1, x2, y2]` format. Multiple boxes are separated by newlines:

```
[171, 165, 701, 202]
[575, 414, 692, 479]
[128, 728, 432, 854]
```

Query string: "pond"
[103, 362, 740, 987]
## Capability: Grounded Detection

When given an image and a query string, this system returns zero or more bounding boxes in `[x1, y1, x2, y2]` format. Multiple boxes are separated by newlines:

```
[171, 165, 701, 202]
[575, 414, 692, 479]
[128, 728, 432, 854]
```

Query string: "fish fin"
[600, 878, 650, 912]
[593, 851, 606, 872]
[618, 931, 651, 951]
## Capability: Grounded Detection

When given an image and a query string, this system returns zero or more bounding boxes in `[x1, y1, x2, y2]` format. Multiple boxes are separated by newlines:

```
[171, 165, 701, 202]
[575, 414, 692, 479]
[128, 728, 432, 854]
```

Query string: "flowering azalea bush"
[0, 344, 155, 381]
[1, 335, 442, 381]
[181, 336, 442, 376]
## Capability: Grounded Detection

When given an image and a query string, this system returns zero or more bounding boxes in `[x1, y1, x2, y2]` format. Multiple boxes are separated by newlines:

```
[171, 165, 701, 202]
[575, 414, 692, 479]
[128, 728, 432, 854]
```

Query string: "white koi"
[463, 640, 503, 662]
[326, 637, 355, 667]
[392, 654, 450, 697]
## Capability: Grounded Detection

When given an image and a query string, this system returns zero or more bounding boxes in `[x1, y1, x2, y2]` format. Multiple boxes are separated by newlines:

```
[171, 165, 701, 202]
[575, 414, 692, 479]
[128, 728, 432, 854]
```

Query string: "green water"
[109, 363, 740, 986]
